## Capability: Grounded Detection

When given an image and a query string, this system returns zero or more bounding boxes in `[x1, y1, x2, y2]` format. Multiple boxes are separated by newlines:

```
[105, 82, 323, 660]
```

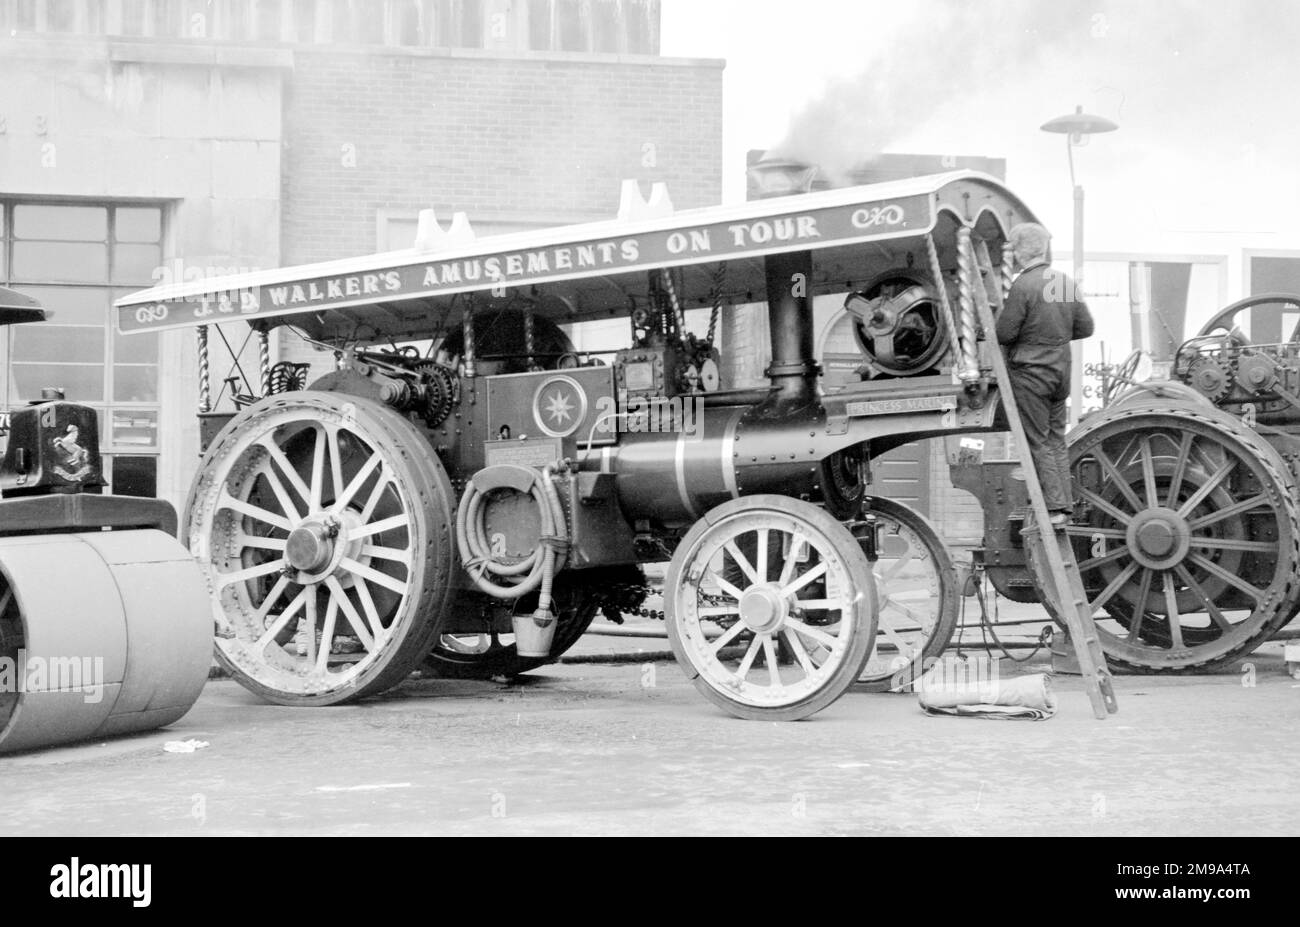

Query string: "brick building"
[0, 0, 723, 514]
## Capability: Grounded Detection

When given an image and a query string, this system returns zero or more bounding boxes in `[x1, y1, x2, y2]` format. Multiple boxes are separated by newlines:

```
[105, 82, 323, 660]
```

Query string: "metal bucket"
[0, 529, 211, 754]
[511, 613, 558, 658]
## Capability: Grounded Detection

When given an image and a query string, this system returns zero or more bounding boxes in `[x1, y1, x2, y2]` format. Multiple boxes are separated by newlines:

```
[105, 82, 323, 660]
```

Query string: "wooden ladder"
[963, 235, 1119, 720]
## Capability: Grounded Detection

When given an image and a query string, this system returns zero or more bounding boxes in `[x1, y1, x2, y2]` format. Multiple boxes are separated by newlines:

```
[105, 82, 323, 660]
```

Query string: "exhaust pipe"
[747, 156, 821, 411]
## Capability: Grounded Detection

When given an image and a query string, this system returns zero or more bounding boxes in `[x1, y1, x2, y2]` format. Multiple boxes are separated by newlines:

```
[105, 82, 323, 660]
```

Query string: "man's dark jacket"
[995, 261, 1095, 401]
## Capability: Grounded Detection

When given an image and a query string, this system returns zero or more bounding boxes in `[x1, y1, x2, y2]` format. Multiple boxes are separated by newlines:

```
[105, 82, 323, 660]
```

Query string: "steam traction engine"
[964, 292, 1300, 674]
[116, 170, 1035, 720]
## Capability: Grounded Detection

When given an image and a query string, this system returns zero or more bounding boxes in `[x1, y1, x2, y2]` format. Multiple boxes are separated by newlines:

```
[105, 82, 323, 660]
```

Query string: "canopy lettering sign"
[116, 193, 933, 334]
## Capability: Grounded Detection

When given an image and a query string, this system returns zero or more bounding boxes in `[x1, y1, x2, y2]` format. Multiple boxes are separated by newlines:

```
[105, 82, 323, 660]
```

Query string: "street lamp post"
[1040, 105, 1118, 420]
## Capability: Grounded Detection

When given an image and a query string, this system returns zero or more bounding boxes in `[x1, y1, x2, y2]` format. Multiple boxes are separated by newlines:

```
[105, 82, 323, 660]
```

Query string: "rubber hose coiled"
[456, 466, 569, 623]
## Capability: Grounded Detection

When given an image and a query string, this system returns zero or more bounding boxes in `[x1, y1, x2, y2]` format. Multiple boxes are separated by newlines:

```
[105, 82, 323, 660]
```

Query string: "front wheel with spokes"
[665, 495, 878, 721]
[184, 391, 457, 705]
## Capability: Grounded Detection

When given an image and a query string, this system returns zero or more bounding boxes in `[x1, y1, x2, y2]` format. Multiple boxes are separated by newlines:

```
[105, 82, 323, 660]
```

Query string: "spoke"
[1174, 563, 1233, 633]
[1092, 447, 1146, 513]
[0, 587, 12, 616]
[791, 597, 842, 613]
[756, 529, 769, 584]
[338, 558, 409, 597]
[698, 605, 740, 618]
[1127, 568, 1154, 640]
[326, 576, 376, 651]
[218, 559, 286, 588]
[780, 559, 828, 597]
[239, 534, 288, 552]
[353, 578, 384, 643]
[1077, 544, 1133, 573]
[253, 575, 292, 624]
[350, 513, 411, 541]
[326, 426, 345, 504]
[219, 493, 292, 532]
[875, 605, 915, 653]
[302, 588, 318, 666]
[704, 569, 745, 603]
[309, 426, 328, 510]
[785, 617, 839, 650]
[1187, 493, 1268, 531]
[357, 465, 392, 522]
[1165, 431, 1194, 507]
[1177, 459, 1236, 517]
[1063, 525, 1126, 540]
[734, 635, 762, 680]
[762, 636, 784, 689]
[1187, 552, 1265, 603]
[781, 627, 817, 676]
[360, 544, 413, 565]
[724, 540, 759, 586]
[333, 451, 385, 514]
[258, 439, 313, 507]
[881, 597, 932, 629]
[255, 588, 307, 650]
[315, 592, 339, 673]
[1077, 487, 1132, 526]
[1139, 437, 1160, 507]
[1089, 561, 1139, 612]
[708, 619, 748, 655]
[1161, 572, 1185, 650]
[1188, 536, 1279, 553]
[259, 463, 302, 525]
[777, 534, 806, 588]
[879, 546, 917, 583]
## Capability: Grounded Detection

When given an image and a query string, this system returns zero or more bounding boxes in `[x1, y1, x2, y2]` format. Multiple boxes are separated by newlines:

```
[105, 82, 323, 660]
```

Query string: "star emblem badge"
[545, 390, 574, 425]
[532, 375, 588, 437]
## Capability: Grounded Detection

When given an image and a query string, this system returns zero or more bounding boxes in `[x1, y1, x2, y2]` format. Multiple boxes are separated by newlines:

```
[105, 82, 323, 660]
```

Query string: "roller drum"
[0, 529, 211, 754]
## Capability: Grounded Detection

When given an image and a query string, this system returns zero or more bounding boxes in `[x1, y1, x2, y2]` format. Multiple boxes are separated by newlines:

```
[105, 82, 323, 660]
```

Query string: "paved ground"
[2, 603, 1299, 836]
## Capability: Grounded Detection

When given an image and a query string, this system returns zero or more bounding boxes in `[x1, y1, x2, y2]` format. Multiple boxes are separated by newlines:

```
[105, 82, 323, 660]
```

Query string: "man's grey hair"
[1008, 222, 1051, 264]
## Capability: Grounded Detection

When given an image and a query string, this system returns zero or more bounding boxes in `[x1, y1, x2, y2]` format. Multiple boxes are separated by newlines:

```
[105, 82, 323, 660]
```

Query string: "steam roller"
[0, 287, 211, 753]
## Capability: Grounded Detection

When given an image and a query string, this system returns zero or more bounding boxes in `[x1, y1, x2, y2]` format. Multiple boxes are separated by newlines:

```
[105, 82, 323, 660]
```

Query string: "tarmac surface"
[2, 601, 1299, 836]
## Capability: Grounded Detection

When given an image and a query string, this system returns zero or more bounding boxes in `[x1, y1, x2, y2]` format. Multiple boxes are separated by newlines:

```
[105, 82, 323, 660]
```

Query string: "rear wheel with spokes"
[854, 497, 959, 691]
[1060, 406, 1300, 672]
[184, 391, 457, 705]
[665, 495, 877, 721]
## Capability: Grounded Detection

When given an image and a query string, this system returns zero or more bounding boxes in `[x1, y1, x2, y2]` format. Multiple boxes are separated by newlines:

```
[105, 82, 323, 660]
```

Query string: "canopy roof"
[116, 170, 1037, 342]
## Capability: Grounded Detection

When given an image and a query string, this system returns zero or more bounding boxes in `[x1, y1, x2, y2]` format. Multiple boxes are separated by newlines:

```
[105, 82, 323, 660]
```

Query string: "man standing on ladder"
[996, 222, 1095, 527]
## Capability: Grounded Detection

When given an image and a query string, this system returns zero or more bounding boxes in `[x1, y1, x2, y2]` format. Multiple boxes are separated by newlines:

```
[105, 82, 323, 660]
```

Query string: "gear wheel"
[1184, 354, 1234, 402]
[1235, 354, 1276, 393]
[416, 361, 459, 428]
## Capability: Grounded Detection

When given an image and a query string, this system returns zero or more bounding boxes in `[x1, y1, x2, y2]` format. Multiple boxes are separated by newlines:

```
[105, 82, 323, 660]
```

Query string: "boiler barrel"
[0, 529, 212, 754]
[601, 403, 821, 525]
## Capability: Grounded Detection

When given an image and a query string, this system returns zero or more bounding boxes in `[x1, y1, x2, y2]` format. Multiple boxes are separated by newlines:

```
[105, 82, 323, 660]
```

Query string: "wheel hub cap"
[738, 585, 788, 633]
[286, 521, 336, 572]
[1127, 507, 1191, 570]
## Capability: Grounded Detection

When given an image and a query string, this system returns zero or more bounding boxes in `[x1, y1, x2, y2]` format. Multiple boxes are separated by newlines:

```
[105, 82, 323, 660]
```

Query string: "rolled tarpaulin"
[916, 671, 1057, 720]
